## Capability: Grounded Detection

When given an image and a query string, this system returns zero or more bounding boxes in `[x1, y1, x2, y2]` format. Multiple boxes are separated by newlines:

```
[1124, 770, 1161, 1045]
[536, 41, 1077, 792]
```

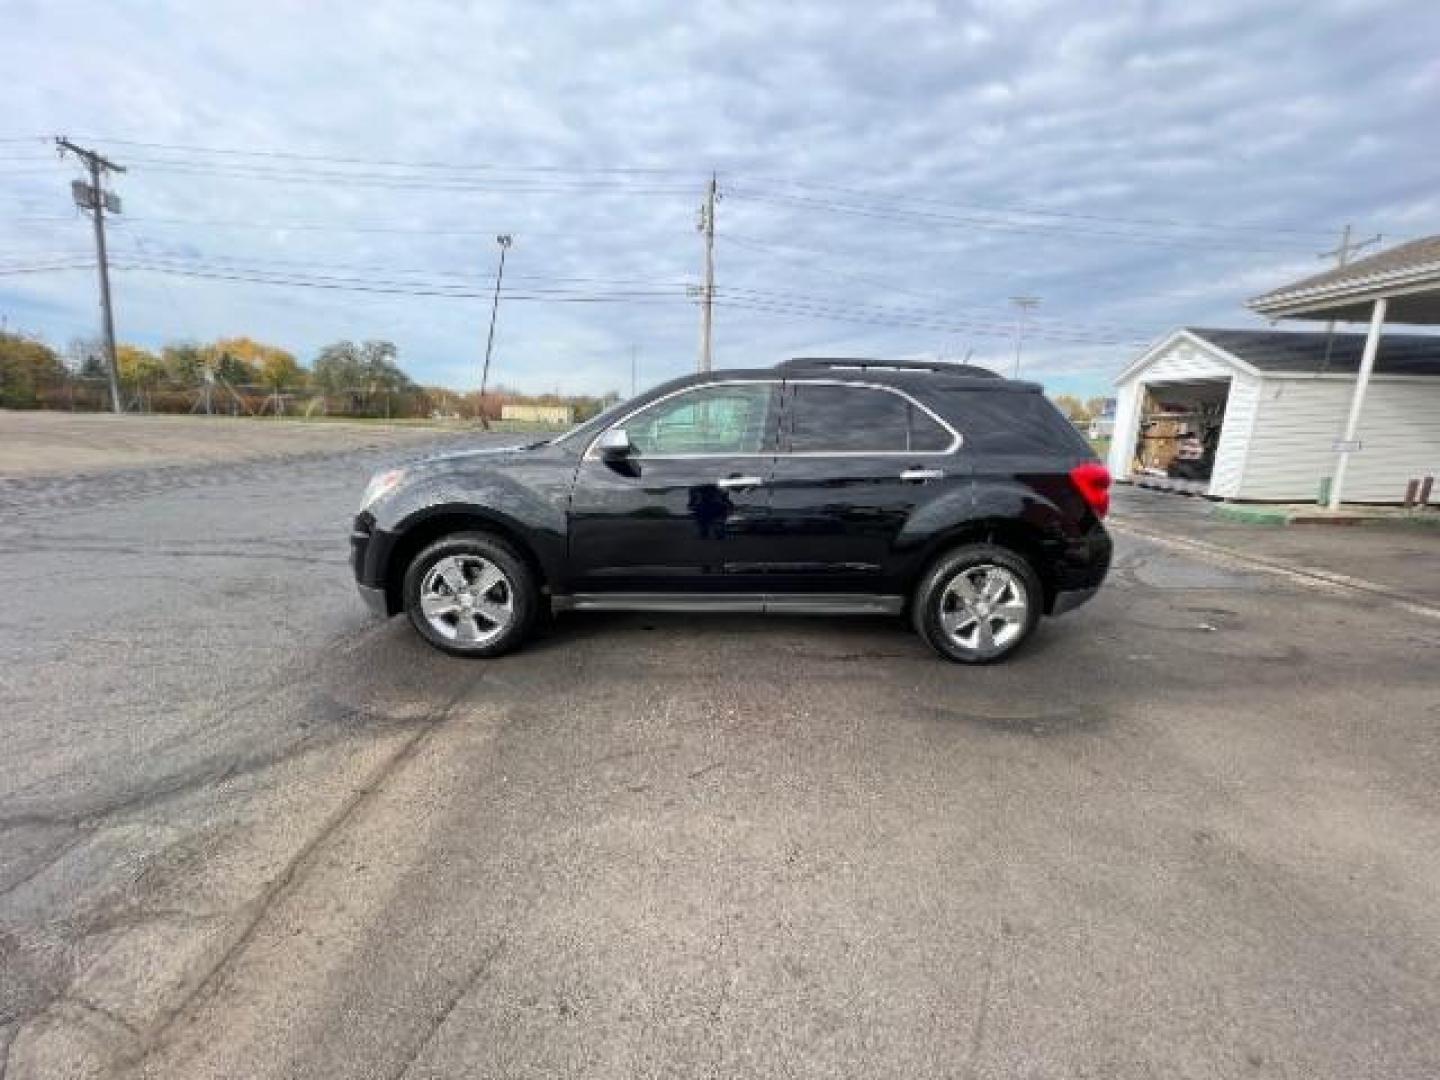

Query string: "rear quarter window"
[937, 391, 1093, 457]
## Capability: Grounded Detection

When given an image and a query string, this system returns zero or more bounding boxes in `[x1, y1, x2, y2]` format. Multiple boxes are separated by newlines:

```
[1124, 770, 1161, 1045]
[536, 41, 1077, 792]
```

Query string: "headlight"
[359, 468, 405, 511]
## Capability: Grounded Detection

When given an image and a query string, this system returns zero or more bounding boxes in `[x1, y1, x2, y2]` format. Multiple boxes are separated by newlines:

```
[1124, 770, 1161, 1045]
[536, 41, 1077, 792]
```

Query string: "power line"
[725, 189, 1320, 255]
[102, 247, 695, 290]
[72, 136, 699, 176]
[104, 258, 1150, 346]
[100, 158, 697, 194]
[0, 261, 95, 275]
[14, 213, 649, 238]
[96, 233, 697, 286]
[742, 174, 1340, 239]
[720, 232, 1151, 336]
[110, 261, 687, 300]
[61, 136, 1344, 240]
[712, 295, 1147, 346]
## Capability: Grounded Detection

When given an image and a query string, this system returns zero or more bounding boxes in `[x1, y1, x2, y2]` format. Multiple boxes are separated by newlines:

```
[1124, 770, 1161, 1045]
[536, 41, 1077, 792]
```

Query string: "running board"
[551, 593, 904, 616]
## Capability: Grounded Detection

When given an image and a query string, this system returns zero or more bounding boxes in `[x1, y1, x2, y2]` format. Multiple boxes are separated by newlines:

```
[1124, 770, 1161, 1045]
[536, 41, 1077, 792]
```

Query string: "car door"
[567, 380, 781, 593]
[763, 381, 962, 594]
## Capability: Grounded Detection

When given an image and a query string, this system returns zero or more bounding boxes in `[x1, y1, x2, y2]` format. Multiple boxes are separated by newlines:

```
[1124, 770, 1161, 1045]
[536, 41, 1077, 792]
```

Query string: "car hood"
[413, 441, 542, 471]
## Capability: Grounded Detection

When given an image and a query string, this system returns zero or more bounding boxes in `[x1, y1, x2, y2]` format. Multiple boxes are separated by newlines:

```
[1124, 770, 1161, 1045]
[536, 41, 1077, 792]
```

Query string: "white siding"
[1208, 373, 1260, 498]
[1108, 335, 1239, 486]
[1126, 337, 1236, 384]
[1238, 379, 1440, 502]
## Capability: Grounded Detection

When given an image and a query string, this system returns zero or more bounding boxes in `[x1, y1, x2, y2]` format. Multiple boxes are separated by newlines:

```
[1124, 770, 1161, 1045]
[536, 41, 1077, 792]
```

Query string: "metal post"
[1009, 296, 1039, 378]
[1328, 296, 1386, 510]
[479, 234, 511, 430]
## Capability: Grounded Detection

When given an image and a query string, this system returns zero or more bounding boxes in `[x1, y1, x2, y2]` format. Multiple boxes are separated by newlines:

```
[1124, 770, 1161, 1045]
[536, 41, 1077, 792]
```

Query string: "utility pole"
[1317, 224, 1381, 372]
[630, 345, 638, 398]
[479, 234, 512, 430]
[697, 173, 717, 373]
[56, 137, 125, 414]
[1009, 296, 1040, 378]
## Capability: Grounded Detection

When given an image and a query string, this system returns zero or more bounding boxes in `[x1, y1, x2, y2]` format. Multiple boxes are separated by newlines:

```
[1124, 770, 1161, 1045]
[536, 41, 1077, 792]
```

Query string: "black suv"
[351, 359, 1112, 663]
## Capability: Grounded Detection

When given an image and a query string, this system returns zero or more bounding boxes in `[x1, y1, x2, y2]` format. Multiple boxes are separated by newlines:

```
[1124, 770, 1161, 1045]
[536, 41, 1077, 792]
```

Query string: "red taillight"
[1069, 462, 1111, 518]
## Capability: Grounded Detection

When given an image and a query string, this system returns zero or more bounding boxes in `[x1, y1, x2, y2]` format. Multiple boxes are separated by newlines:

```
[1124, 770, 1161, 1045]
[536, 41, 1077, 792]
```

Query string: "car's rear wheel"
[403, 532, 537, 657]
[913, 543, 1042, 664]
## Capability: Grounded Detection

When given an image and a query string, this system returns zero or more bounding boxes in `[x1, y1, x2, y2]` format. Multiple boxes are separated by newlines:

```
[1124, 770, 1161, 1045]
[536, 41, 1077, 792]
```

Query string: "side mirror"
[596, 428, 634, 459]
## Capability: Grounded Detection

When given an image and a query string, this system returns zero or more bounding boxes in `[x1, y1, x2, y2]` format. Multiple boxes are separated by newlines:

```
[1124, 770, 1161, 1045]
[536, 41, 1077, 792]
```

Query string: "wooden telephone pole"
[57, 137, 125, 413]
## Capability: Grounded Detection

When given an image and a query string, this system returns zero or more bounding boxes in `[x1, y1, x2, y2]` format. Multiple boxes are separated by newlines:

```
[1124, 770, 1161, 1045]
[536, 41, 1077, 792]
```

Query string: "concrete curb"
[1212, 503, 1440, 528]
[1211, 504, 1290, 526]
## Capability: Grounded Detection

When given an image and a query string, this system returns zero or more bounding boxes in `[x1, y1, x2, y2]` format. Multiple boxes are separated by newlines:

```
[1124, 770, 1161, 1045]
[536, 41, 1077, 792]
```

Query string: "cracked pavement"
[2, 435, 1439, 1079]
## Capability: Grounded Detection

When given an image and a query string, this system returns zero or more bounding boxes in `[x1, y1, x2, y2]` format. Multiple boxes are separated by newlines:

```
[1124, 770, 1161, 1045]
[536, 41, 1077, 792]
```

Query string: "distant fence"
[16, 376, 478, 421]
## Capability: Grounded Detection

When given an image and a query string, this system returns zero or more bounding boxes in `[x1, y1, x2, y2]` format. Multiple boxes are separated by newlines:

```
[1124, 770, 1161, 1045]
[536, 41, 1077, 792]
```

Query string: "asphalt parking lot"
[2, 431, 1439, 1079]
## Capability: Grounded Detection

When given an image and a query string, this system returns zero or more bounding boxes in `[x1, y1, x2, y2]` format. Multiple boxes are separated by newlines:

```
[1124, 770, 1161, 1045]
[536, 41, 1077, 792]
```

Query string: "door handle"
[900, 467, 945, 482]
[716, 475, 766, 490]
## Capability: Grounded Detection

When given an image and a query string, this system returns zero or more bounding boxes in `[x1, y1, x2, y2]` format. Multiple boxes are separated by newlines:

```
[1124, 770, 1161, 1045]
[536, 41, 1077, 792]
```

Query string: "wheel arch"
[383, 507, 549, 616]
[908, 518, 1060, 614]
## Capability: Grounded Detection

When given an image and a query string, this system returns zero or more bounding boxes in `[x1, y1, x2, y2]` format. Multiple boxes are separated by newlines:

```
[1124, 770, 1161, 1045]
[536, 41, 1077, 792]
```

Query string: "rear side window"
[787, 384, 952, 453]
[936, 390, 1092, 456]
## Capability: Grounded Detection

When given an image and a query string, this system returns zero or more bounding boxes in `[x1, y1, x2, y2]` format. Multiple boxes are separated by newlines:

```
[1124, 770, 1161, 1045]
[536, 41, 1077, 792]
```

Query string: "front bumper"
[350, 511, 396, 617]
[356, 582, 389, 616]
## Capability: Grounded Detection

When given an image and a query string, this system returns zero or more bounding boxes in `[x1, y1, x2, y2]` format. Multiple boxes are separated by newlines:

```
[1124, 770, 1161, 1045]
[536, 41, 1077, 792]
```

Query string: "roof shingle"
[1187, 327, 1440, 376]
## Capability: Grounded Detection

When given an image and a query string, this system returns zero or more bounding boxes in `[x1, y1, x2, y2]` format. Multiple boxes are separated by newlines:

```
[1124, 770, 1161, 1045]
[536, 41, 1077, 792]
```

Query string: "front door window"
[625, 383, 776, 456]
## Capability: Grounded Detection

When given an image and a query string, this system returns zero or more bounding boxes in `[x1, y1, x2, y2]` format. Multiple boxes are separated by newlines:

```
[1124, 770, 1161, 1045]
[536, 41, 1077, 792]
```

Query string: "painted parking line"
[1108, 518, 1440, 622]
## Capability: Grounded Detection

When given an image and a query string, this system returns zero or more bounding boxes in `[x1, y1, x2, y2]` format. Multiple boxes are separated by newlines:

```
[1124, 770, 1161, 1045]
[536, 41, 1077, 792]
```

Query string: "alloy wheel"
[418, 554, 515, 646]
[939, 564, 1029, 658]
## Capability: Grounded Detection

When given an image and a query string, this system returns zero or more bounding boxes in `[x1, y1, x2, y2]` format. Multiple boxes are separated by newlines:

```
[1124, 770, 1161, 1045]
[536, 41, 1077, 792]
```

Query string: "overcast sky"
[3, 0, 1438, 399]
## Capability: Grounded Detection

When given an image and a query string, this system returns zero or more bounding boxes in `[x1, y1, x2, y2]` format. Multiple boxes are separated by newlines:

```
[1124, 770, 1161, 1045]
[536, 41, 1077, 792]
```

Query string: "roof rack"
[779, 357, 1003, 378]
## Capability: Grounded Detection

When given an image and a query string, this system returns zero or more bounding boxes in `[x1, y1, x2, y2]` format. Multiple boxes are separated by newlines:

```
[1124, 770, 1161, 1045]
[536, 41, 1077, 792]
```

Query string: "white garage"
[1109, 327, 1440, 502]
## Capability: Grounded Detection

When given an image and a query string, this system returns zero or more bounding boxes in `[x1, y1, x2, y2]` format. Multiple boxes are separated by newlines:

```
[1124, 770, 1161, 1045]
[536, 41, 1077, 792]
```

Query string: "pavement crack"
[965, 923, 1002, 1079]
[0, 827, 88, 900]
[387, 940, 507, 1080]
[132, 669, 488, 1070]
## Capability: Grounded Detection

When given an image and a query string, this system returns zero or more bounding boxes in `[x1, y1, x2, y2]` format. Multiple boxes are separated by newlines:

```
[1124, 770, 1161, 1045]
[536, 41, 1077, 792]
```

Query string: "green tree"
[116, 344, 163, 390]
[161, 342, 206, 384]
[205, 337, 295, 385]
[0, 332, 65, 407]
[313, 340, 413, 397]
[259, 349, 306, 391]
[1051, 394, 1090, 421]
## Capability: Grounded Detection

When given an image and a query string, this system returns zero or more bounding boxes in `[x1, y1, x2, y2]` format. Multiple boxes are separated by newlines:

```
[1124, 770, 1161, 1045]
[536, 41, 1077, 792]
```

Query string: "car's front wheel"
[403, 531, 538, 657]
[913, 543, 1042, 664]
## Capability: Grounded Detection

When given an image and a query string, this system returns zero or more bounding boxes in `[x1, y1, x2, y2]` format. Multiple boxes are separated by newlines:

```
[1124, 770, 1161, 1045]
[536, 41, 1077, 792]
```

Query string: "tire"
[402, 531, 538, 658]
[912, 543, 1042, 664]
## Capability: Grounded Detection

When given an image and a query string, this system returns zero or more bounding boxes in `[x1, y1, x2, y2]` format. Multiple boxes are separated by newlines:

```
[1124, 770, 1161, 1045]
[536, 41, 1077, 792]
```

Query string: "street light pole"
[1010, 296, 1040, 378]
[479, 234, 512, 429]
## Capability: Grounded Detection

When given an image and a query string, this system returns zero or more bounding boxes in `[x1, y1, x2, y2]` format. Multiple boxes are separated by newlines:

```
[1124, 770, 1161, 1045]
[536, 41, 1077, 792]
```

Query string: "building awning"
[1248, 235, 1440, 324]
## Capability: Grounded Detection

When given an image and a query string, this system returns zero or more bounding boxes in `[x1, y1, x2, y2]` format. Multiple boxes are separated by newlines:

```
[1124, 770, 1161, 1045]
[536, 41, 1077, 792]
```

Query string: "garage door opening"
[1127, 379, 1231, 495]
